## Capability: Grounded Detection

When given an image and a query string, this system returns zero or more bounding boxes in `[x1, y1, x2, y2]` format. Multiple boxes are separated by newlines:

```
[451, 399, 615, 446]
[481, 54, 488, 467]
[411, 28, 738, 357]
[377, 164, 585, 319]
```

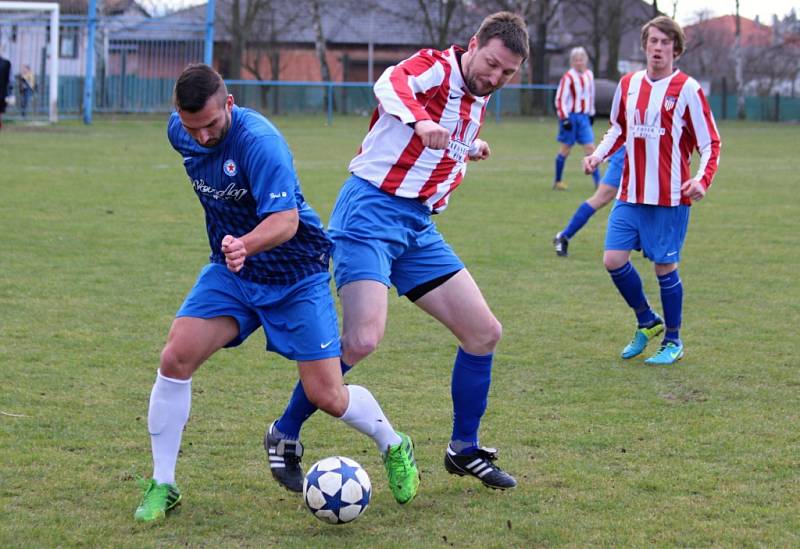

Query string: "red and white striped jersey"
[594, 69, 721, 207]
[555, 68, 595, 119]
[348, 46, 488, 213]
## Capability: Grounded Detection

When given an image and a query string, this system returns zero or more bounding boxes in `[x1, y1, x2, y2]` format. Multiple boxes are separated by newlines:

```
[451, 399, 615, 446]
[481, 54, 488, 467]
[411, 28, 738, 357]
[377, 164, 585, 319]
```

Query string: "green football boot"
[645, 341, 684, 365]
[620, 316, 664, 359]
[382, 432, 420, 505]
[134, 478, 182, 523]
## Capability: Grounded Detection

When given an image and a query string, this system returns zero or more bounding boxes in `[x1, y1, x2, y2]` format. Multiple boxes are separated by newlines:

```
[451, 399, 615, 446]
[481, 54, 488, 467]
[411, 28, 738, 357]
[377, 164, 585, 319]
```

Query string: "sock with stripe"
[148, 370, 192, 486]
[554, 153, 566, 182]
[450, 347, 493, 455]
[608, 262, 658, 328]
[658, 269, 683, 345]
[561, 201, 597, 239]
[275, 359, 352, 440]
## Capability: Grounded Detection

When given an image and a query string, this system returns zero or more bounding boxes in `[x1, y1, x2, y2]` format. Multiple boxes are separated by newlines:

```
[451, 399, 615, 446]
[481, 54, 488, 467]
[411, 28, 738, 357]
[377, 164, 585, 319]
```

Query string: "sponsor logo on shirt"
[631, 109, 665, 139]
[190, 178, 248, 201]
[223, 159, 238, 176]
[269, 191, 288, 199]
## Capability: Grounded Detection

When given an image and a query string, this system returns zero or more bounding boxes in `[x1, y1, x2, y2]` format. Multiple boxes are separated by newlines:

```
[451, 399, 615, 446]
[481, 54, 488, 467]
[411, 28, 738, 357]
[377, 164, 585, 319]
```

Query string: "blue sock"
[554, 153, 566, 182]
[592, 168, 600, 185]
[275, 359, 352, 439]
[608, 262, 657, 328]
[451, 347, 492, 454]
[561, 201, 596, 239]
[658, 270, 683, 345]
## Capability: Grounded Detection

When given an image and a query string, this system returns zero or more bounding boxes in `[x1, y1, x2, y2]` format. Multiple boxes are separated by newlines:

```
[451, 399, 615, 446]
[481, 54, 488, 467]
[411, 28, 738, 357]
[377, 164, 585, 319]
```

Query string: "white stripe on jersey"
[555, 68, 595, 118]
[348, 46, 487, 213]
[594, 69, 720, 207]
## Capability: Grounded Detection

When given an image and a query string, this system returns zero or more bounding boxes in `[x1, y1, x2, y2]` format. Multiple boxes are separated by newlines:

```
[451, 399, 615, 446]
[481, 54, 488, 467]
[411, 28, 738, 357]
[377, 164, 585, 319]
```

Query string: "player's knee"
[159, 345, 195, 380]
[342, 331, 382, 364]
[603, 253, 625, 271]
[464, 318, 502, 355]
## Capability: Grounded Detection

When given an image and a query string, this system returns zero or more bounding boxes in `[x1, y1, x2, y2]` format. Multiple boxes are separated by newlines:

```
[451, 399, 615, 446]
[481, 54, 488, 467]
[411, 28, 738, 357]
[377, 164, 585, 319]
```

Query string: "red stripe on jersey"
[617, 75, 633, 202]
[418, 156, 457, 201]
[431, 171, 463, 211]
[555, 75, 566, 119]
[657, 73, 689, 206]
[458, 94, 476, 140]
[633, 78, 652, 203]
[696, 87, 721, 188]
[380, 135, 426, 194]
[678, 109, 694, 205]
[388, 52, 439, 121]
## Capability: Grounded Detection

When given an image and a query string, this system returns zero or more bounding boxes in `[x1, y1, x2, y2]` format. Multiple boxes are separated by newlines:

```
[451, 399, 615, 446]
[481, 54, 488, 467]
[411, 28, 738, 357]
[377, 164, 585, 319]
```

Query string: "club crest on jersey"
[223, 159, 238, 177]
[664, 96, 678, 112]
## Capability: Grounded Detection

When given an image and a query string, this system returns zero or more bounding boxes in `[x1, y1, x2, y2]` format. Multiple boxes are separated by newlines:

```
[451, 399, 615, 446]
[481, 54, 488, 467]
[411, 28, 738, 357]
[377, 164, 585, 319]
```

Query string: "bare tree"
[735, 0, 745, 118]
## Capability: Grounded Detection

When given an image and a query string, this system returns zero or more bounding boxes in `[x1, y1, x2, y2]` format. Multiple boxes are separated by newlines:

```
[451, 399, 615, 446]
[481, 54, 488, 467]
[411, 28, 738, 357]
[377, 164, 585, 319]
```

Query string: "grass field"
[1, 114, 799, 547]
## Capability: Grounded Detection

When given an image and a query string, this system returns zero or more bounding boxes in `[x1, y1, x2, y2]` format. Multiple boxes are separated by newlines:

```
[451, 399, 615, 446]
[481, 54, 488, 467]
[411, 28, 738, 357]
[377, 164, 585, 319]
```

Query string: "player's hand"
[221, 234, 247, 273]
[583, 155, 601, 175]
[561, 118, 573, 131]
[681, 178, 706, 202]
[414, 120, 450, 149]
[468, 139, 491, 161]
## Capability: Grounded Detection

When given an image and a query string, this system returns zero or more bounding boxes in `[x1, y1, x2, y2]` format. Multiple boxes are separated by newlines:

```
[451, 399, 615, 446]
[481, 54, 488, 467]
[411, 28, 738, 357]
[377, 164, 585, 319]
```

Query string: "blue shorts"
[556, 113, 594, 146]
[601, 148, 626, 188]
[328, 175, 464, 297]
[177, 264, 340, 361]
[605, 201, 691, 263]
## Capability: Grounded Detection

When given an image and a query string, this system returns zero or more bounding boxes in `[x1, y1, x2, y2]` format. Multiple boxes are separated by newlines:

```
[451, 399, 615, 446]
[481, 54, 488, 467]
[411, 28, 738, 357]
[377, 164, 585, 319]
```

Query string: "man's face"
[463, 36, 524, 97]
[571, 54, 588, 73]
[645, 26, 676, 75]
[178, 93, 233, 148]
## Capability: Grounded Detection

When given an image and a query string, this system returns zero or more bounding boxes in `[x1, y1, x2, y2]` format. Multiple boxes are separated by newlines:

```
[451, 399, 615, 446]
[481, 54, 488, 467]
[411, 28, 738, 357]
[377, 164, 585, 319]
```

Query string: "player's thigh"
[414, 269, 499, 345]
[252, 272, 341, 362]
[164, 316, 240, 373]
[339, 280, 389, 342]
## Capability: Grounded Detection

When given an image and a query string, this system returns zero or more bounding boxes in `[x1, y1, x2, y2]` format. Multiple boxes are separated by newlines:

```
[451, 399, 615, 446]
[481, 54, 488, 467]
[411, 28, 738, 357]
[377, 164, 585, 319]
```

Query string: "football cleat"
[552, 181, 568, 191]
[553, 233, 569, 257]
[620, 317, 664, 359]
[444, 446, 517, 490]
[645, 341, 684, 365]
[382, 432, 420, 504]
[264, 421, 304, 493]
[134, 478, 181, 523]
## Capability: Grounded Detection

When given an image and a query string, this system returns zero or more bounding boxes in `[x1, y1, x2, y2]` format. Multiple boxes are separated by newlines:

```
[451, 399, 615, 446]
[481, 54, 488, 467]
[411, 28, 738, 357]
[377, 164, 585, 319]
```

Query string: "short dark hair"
[641, 16, 686, 57]
[475, 11, 530, 61]
[173, 63, 228, 112]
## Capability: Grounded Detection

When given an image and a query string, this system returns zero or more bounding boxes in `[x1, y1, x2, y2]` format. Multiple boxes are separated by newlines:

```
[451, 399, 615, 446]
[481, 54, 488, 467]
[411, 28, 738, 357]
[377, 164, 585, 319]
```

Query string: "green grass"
[1, 115, 799, 547]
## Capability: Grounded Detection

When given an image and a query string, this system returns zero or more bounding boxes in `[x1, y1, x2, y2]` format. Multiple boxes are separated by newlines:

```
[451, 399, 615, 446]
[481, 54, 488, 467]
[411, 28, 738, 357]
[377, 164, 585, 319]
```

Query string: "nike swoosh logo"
[666, 251, 678, 256]
[449, 93, 460, 100]
[320, 340, 334, 349]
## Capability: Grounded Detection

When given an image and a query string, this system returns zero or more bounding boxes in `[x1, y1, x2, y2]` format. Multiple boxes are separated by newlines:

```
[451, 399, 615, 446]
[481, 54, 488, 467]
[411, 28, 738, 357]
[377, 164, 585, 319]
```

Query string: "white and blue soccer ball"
[303, 456, 371, 524]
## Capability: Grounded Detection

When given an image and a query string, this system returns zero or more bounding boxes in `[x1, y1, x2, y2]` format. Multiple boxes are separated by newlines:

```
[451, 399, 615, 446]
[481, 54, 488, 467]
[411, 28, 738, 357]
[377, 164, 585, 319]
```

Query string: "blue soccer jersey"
[168, 106, 332, 285]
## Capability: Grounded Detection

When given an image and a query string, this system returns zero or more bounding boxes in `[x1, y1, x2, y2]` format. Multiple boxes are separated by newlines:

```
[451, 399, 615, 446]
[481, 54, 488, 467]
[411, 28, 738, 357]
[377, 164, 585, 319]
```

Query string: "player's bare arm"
[221, 208, 299, 272]
[468, 139, 491, 161]
[680, 178, 706, 202]
[414, 119, 450, 149]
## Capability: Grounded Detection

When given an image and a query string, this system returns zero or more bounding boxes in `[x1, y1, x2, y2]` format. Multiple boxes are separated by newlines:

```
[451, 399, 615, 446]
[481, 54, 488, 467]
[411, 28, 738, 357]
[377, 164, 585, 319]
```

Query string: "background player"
[265, 12, 529, 492]
[552, 47, 599, 190]
[553, 148, 625, 256]
[134, 64, 419, 523]
[584, 16, 721, 365]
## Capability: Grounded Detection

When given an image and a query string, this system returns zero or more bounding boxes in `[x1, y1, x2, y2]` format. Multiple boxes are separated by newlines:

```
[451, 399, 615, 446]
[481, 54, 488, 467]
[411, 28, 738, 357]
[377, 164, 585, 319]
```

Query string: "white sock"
[338, 385, 402, 453]
[148, 370, 191, 485]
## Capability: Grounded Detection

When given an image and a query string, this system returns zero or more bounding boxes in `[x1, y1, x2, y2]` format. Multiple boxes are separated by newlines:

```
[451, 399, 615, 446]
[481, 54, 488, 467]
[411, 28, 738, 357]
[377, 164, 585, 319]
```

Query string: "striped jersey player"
[584, 16, 721, 365]
[269, 12, 530, 491]
[553, 47, 600, 189]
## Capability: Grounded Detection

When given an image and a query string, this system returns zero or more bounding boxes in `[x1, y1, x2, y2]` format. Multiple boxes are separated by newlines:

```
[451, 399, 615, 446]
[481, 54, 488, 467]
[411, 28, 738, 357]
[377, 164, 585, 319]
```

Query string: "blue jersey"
[168, 105, 332, 285]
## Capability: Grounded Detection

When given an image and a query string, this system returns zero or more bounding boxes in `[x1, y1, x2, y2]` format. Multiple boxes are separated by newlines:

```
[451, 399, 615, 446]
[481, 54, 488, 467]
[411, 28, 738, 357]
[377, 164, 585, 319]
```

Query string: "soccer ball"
[303, 456, 371, 524]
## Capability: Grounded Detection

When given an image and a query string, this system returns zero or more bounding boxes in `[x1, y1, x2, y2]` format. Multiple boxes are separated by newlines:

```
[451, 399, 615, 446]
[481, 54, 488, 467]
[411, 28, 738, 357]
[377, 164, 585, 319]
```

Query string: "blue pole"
[83, 0, 97, 124]
[327, 82, 333, 126]
[494, 88, 501, 123]
[204, 0, 215, 65]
